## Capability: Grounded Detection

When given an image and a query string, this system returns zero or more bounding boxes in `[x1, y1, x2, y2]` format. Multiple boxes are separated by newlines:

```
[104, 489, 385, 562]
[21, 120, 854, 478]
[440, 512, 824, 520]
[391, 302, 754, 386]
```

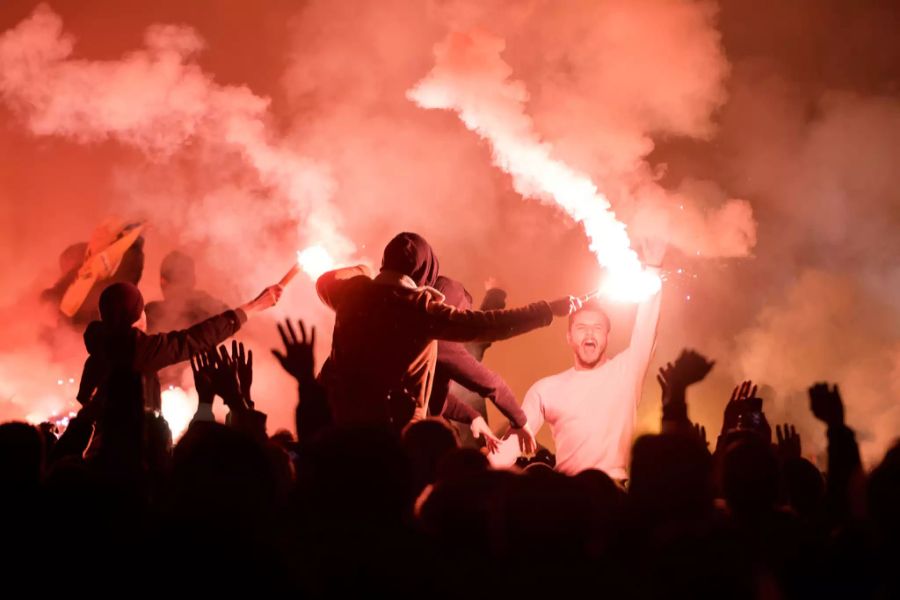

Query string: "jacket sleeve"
[417, 296, 553, 344]
[135, 309, 246, 373]
[439, 393, 481, 425]
[436, 341, 526, 428]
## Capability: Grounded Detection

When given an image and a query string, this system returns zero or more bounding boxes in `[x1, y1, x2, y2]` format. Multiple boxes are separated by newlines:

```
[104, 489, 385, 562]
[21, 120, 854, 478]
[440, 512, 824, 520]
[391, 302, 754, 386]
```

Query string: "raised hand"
[672, 349, 715, 387]
[239, 284, 284, 315]
[272, 318, 316, 384]
[190, 350, 216, 405]
[470, 416, 501, 453]
[722, 380, 757, 433]
[809, 383, 844, 428]
[512, 423, 538, 455]
[776, 423, 801, 460]
[232, 340, 253, 406]
[211, 344, 244, 410]
[693, 422, 708, 448]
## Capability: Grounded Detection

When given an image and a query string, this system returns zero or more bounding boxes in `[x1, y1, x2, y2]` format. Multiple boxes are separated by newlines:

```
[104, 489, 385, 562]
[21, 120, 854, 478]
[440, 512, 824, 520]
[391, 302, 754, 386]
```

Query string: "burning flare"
[408, 31, 660, 302]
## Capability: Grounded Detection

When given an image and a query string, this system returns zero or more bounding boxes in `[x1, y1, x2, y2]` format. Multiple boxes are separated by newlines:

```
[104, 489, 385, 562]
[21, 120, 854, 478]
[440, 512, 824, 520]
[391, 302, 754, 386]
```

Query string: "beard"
[574, 343, 605, 369]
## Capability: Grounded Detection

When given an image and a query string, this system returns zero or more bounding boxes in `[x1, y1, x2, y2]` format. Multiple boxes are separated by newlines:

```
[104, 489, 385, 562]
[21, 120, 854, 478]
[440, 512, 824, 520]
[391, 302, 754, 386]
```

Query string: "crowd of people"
[2, 231, 898, 598]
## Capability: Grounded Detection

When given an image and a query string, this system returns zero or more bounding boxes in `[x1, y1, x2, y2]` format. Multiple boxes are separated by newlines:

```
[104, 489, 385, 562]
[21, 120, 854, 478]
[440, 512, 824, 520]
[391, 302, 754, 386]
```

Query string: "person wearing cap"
[488, 239, 666, 481]
[315, 232, 582, 433]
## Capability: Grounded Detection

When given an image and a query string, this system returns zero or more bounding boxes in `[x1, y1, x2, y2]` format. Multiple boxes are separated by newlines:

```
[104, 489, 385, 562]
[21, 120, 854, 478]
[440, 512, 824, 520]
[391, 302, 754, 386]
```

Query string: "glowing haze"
[409, 31, 659, 302]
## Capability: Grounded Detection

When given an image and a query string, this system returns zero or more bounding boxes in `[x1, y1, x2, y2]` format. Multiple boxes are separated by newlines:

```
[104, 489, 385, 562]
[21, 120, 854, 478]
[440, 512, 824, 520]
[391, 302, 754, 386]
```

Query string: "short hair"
[568, 297, 611, 331]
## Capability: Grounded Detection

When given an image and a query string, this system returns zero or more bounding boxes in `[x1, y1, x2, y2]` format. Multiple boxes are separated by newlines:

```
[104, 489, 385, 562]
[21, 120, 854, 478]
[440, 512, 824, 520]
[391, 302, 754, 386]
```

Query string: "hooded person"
[145, 251, 230, 334]
[315, 232, 582, 433]
[429, 276, 537, 452]
[76, 280, 282, 441]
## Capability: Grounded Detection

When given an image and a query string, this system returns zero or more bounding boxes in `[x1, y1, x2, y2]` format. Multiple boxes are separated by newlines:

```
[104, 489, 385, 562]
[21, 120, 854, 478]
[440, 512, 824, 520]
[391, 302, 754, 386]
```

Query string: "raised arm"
[626, 278, 662, 371]
[418, 295, 580, 344]
[436, 341, 526, 428]
[137, 284, 282, 372]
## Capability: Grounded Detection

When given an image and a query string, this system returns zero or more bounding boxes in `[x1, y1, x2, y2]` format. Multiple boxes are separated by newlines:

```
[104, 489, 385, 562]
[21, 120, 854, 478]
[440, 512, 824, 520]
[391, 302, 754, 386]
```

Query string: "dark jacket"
[430, 277, 526, 427]
[316, 266, 553, 431]
[80, 309, 247, 413]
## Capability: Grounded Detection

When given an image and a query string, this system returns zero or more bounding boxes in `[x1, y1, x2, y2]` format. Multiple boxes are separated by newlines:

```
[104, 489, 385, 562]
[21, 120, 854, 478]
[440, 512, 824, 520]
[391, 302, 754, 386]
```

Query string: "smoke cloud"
[0, 0, 897, 463]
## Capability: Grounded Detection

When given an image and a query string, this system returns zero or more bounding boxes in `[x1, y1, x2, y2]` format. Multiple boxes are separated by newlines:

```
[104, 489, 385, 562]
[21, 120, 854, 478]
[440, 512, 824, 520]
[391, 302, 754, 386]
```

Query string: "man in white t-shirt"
[489, 244, 664, 480]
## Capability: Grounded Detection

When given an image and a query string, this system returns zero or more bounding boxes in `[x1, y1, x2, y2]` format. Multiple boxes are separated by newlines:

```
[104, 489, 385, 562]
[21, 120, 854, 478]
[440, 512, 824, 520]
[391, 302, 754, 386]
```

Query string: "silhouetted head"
[59, 242, 88, 273]
[434, 276, 473, 310]
[99, 282, 144, 329]
[381, 232, 440, 288]
[868, 441, 900, 539]
[783, 457, 824, 517]
[402, 418, 459, 495]
[567, 298, 611, 369]
[0, 422, 44, 489]
[630, 433, 713, 523]
[722, 436, 779, 517]
[160, 250, 196, 298]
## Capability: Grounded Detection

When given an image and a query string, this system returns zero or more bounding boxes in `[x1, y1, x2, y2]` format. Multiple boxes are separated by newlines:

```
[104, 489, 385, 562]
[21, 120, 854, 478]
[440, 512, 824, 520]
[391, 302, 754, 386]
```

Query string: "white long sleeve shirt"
[489, 290, 661, 480]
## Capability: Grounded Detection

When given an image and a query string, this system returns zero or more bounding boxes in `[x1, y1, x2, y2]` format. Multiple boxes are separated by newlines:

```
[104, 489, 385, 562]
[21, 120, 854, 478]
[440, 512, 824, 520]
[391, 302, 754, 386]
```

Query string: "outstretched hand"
[470, 416, 501, 453]
[809, 383, 844, 428]
[239, 284, 283, 315]
[232, 340, 253, 405]
[211, 344, 245, 410]
[776, 423, 801, 460]
[190, 350, 216, 405]
[272, 318, 317, 384]
[657, 349, 715, 395]
[722, 380, 757, 433]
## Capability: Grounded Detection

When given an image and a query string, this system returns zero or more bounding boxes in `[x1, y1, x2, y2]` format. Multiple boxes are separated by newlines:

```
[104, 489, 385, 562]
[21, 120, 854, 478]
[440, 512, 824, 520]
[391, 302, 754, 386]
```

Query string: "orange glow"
[161, 385, 196, 440]
[297, 245, 336, 280]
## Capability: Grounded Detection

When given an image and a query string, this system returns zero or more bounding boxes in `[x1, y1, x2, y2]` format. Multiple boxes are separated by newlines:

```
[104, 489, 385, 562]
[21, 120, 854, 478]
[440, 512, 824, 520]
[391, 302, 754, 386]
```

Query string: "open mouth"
[582, 340, 598, 350]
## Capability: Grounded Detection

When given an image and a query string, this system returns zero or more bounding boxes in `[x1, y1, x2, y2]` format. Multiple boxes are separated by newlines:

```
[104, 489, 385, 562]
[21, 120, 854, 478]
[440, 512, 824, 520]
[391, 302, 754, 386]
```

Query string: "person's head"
[98, 282, 145, 329]
[381, 232, 440, 288]
[434, 276, 473, 310]
[59, 242, 88, 274]
[402, 418, 460, 495]
[629, 433, 713, 523]
[160, 250, 196, 299]
[721, 436, 779, 518]
[567, 298, 611, 369]
[0, 422, 45, 489]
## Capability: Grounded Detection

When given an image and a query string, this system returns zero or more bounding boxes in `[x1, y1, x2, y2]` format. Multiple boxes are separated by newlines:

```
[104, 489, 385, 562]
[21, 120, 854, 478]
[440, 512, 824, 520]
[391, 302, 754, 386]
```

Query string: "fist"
[549, 295, 582, 317]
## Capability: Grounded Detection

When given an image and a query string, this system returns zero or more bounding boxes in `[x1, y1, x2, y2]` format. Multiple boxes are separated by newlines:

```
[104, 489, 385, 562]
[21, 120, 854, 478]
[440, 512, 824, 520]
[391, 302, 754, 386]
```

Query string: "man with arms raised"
[489, 241, 665, 482]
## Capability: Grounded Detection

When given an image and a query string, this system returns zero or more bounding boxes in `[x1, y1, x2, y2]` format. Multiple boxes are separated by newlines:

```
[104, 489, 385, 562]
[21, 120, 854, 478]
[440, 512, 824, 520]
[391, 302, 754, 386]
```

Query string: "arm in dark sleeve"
[419, 297, 553, 344]
[825, 423, 863, 526]
[135, 309, 247, 373]
[437, 341, 526, 428]
[468, 288, 509, 359]
[440, 393, 480, 425]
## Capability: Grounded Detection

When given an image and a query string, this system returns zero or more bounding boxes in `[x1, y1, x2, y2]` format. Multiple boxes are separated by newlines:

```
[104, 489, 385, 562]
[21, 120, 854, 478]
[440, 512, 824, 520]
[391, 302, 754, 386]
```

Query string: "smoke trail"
[408, 31, 659, 301]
